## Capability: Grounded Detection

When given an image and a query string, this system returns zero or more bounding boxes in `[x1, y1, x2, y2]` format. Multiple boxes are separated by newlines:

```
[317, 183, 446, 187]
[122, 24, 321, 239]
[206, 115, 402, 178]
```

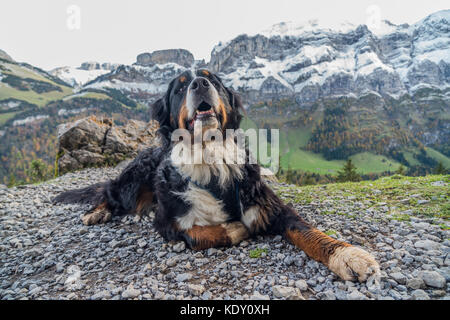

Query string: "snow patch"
[13, 115, 49, 126]
[50, 66, 111, 87]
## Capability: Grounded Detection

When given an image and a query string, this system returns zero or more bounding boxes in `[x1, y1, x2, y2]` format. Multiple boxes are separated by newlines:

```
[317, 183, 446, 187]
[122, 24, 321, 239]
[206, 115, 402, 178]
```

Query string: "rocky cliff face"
[0, 49, 13, 62]
[57, 116, 160, 174]
[78, 10, 449, 108]
[82, 49, 206, 106]
[136, 49, 195, 68]
[210, 11, 450, 105]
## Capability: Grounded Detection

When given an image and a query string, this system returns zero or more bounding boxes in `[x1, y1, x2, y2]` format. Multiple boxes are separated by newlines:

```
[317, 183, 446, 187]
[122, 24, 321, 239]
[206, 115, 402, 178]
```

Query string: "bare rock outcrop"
[56, 116, 160, 175]
[136, 49, 194, 68]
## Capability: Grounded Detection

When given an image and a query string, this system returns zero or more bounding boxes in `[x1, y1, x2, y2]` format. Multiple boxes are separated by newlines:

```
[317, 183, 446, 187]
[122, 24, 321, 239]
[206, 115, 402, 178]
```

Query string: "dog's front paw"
[221, 222, 249, 245]
[81, 203, 111, 225]
[328, 246, 380, 282]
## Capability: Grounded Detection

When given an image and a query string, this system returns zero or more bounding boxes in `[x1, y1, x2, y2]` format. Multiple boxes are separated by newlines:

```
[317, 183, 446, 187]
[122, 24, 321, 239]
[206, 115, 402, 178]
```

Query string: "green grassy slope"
[0, 59, 73, 107]
[426, 148, 450, 168]
[278, 127, 403, 175]
[275, 174, 450, 221]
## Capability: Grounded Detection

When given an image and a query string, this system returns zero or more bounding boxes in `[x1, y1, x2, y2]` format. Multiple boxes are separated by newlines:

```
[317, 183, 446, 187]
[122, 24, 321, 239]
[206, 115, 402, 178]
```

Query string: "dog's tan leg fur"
[81, 203, 111, 226]
[286, 228, 380, 282]
[185, 222, 249, 250]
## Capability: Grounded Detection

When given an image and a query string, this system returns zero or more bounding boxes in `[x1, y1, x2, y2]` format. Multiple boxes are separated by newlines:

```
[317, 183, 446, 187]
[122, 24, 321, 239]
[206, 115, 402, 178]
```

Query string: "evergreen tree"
[7, 174, 16, 188]
[434, 162, 447, 175]
[286, 164, 294, 184]
[337, 159, 361, 182]
[396, 164, 406, 175]
[26, 159, 49, 183]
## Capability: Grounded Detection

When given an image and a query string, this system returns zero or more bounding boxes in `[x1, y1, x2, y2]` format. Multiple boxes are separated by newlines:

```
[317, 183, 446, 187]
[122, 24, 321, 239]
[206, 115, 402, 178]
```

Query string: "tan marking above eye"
[179, 76, 186, 83]
[201, 70, 210, 76]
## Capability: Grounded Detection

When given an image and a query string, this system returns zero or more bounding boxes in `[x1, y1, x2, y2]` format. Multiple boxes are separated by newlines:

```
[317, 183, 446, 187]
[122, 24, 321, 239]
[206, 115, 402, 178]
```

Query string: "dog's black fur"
[54, 69, 380, 282]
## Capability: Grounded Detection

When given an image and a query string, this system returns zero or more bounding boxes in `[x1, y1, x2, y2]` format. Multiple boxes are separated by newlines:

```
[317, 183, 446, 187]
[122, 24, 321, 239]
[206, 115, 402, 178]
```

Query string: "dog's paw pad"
[328, 246, 380, 282]
[81, 205, 111, 226]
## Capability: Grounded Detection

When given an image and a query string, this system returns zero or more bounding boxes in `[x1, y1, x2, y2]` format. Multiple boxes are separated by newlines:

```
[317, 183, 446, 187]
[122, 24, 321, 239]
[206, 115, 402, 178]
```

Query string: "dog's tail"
[52, 182, 108, 206]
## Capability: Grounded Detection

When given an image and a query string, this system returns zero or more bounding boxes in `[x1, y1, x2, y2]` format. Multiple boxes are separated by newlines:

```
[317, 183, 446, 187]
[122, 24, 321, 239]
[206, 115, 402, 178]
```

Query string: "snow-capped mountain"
[210, 10, 450, 104]
[50, 62, 120, 88]
[77, 10, 449, 109]
[81, 49, 207, 106]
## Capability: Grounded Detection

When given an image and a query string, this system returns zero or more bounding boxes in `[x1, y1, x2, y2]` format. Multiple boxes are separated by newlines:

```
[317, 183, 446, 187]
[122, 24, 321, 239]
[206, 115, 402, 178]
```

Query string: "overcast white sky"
[1, 0, 448, 70]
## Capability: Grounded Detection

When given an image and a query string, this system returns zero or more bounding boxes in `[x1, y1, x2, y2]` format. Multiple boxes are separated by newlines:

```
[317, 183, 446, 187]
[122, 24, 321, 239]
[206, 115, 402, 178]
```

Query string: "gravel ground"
[0, 166, 448, 300]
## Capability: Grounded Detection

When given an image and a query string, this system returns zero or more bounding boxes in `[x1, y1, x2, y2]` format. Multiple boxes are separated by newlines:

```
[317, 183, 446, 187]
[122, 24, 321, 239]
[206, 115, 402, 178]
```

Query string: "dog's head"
[151, 69, 243, 138]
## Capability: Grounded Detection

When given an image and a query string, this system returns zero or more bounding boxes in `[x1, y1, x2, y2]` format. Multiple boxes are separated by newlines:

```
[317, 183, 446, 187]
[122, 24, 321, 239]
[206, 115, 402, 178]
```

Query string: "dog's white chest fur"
[170, 136, 244, 230]
[175, 183, 229, 230]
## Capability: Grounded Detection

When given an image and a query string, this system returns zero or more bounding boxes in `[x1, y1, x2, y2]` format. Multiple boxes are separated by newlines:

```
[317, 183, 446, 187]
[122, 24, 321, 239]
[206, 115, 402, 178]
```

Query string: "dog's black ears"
[151, 78, 177, 128]
[151, 97, 173, 143]
[151, 97, 169, 127]
[223, 87, 245, 130]
[227, 87, 245, 113]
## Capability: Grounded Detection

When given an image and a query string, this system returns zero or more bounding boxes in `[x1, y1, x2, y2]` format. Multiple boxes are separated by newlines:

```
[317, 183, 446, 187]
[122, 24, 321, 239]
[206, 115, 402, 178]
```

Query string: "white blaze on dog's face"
[185, 75, 221, 131]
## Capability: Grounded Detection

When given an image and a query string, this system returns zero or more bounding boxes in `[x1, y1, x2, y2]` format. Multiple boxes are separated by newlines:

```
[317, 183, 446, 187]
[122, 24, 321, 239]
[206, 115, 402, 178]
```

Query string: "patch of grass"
[64, 91, 110, 101]
[426, 148, 450, 169]
[0, 111, 17, 126]
[0, 83, 72, 107]
[350, 152, 401, 173]
[277, 126, 402, 175]
[240, 116, 258, 131]
[390, 213, 411, 222]
[249, 248, 268, 259]
[325, 229, 338, 236]
[279, 174, 449, 221]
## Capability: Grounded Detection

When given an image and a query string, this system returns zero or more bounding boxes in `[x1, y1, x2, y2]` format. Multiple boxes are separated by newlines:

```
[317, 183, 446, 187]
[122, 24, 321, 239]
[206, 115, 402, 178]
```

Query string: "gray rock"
[121, 287, 141, 299]
[272, 286, 304, 300]
[187, 284, 205, 296]
[172, 242, 186, 253]
[390, 272, 407, 285]
[294, 279, 308, 291]
[421, 271, 446, 288]
[198, 291, 211, 300]
[166, 257, 178, 267]
[91, 290, 112, 300]
[318, 289, 336, 300]
[406, 278, 425, 290]
[250, 291, 270, 300]
[136, 49, 194, 68]
[57, 117, 159, 174]
[176, 273, 193, 282]
[347, 291, 368, 300]
[137, 239, 147, 248]
[411, 289, 430, 300]
[414, 240, 441, 251]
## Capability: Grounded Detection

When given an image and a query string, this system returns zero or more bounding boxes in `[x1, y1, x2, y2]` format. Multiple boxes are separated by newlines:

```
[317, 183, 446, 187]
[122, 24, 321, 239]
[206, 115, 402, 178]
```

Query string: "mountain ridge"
[0, 10, 449, 184]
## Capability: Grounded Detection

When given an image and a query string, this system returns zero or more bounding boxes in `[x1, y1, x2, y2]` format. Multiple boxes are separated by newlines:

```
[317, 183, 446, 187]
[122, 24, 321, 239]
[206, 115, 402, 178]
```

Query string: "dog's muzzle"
[186, 77, 220, 128]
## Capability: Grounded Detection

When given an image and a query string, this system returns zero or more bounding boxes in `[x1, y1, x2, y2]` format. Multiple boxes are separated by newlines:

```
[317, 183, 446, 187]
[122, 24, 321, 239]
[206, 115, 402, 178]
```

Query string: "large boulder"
[56, 116, 160, 175]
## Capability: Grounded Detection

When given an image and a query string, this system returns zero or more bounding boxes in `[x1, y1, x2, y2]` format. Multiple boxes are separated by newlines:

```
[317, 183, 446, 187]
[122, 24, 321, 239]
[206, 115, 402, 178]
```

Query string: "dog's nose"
[190, 77, 210, 93]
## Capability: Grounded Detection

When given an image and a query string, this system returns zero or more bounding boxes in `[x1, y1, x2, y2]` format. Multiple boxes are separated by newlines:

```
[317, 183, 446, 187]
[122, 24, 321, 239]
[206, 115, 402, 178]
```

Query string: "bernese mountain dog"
[54, 69, 380, 283]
